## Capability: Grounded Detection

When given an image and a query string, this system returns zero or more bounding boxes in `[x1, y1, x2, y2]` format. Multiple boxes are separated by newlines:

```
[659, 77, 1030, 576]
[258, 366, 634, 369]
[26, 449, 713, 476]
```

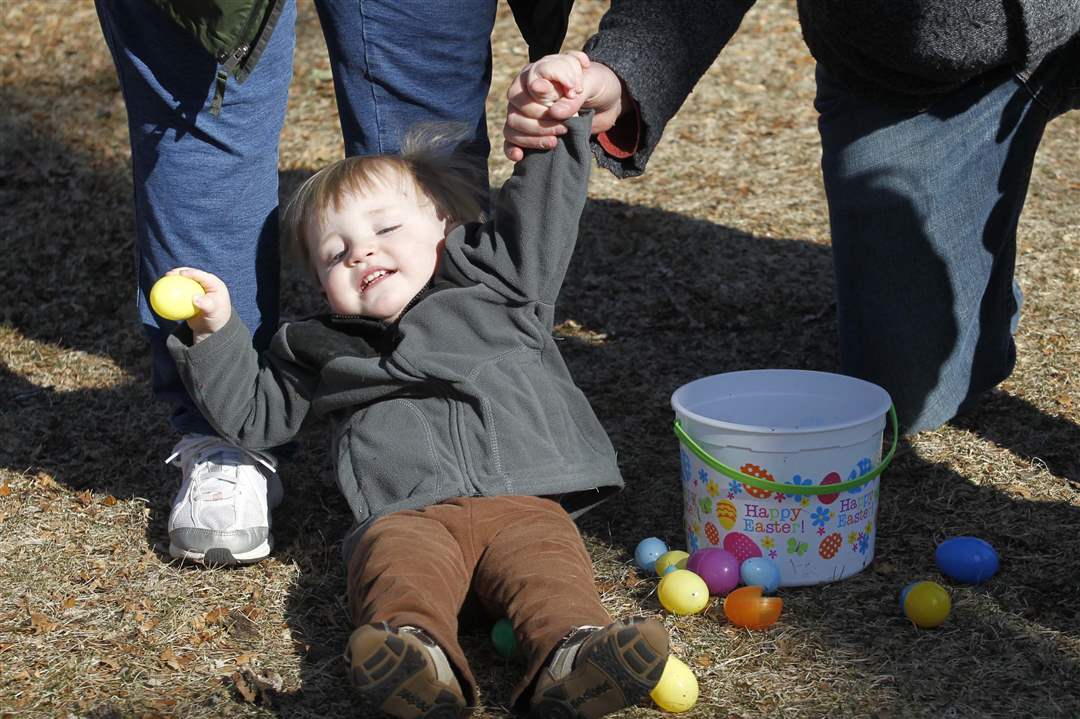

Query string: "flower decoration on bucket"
[846, 458, 873, 493]
[810, 507, 831, 528]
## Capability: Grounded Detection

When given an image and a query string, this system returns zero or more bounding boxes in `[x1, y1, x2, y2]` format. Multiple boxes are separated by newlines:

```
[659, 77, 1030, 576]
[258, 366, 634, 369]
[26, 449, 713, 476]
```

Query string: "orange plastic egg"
[722, 585, 782, 629]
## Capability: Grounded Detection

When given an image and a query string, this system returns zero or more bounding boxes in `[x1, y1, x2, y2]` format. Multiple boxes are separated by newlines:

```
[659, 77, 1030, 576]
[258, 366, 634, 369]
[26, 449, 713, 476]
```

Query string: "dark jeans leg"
[815, 64, 1052, 432]
[313, 0, 496, 190]
[95, 0, 294, 435]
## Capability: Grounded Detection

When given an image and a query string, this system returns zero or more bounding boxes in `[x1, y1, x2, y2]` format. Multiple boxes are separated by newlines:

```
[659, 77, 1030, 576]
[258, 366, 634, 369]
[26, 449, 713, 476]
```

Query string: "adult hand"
[165, 267, 233, 342]
[503, 51, 629, 161]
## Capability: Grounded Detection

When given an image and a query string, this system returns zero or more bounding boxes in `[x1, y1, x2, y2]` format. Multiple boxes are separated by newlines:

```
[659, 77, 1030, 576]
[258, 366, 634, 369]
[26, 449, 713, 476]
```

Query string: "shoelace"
[165, 435, 277, 476]
[546, 625, 603, 678]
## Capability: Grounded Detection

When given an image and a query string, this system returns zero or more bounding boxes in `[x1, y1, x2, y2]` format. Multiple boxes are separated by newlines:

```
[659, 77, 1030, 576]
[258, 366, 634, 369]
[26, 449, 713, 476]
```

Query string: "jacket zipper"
[209, 0, 266, 115]
[217, 44, 250, 74]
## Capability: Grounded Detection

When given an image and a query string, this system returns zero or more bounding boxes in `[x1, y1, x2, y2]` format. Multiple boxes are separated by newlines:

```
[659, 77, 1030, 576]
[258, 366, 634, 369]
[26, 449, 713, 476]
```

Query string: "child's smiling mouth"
[360, 268, 394, 294]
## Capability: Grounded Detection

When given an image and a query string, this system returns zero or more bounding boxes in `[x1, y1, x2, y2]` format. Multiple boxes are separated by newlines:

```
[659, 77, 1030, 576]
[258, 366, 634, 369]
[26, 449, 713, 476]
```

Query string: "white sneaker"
[165, 434, 282, 565]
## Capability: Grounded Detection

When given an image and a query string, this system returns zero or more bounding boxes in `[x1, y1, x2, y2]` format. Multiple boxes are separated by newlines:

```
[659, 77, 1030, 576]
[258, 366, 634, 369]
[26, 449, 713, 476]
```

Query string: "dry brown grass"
[2, 2, 1078, 718]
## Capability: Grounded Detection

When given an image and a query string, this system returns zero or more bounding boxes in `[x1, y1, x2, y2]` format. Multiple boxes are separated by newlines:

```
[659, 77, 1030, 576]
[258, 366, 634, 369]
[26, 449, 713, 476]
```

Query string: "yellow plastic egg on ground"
[650, 655, 698, 713]
[150, 275, 205, 321]
[657, 569, 709, 615]
[654, 550, 690, 576]
[903, 580, 951, 628]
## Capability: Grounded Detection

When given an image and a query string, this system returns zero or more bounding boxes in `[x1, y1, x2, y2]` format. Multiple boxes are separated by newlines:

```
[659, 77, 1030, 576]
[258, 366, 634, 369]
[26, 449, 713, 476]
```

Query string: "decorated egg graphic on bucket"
[817, 472, 842, 504]
[819, 532, 842, 559]
[722, 532, 762, 563]
[715, 500, 737, 530]
[704, 521, 720, 546]
[739, 463, 775, 498]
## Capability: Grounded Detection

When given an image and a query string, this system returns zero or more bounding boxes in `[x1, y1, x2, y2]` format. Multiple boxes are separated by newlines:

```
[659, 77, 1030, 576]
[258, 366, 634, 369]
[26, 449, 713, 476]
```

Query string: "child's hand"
[503, 51, 628, 161]
[165, 267, 232, 342]
[520, 50, 590, 109]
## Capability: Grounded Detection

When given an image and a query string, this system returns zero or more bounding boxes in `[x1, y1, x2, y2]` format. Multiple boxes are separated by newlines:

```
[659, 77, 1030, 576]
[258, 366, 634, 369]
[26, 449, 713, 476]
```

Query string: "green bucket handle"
[673, 405, 899, 495]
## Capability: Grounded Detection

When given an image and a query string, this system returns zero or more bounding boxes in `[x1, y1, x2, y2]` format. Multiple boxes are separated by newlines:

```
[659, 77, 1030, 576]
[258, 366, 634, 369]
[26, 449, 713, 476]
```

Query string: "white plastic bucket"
[671, 370, 896, 587]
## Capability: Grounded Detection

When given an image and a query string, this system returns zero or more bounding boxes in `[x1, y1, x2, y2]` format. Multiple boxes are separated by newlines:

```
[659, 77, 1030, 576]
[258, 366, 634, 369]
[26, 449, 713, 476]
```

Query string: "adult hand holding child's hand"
[165, 268, 232, 343]
[503, 50, 628, 161]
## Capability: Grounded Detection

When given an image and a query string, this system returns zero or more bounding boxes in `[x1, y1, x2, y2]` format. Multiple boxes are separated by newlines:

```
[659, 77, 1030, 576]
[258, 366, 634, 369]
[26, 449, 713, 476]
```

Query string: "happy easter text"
[741, 493, 875, 534]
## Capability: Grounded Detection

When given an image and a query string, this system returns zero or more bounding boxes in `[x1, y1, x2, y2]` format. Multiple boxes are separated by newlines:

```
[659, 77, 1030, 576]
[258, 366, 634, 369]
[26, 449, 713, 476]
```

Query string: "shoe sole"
[530, 619, 668, 719]
[168, 537, 272, 566]
[349, 628, 467, 719]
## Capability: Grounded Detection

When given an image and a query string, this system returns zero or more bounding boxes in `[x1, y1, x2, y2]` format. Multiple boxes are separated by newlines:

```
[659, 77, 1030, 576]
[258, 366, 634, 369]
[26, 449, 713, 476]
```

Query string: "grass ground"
[2, 2, 1078, 718]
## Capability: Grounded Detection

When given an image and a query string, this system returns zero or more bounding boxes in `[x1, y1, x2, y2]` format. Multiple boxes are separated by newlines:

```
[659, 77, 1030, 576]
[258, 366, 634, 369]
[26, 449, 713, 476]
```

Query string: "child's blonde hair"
[283, 125, 486, 276]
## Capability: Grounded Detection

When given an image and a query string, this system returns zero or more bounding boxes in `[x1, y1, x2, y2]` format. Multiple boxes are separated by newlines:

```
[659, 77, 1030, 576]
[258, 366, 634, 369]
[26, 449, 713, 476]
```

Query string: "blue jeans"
[816, 43, 1079, 433]
[95, 0, 496, 436]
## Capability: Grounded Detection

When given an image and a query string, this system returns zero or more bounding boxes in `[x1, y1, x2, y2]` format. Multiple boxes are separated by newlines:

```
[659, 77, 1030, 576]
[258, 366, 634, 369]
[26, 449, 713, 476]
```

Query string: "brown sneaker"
[346, 623, 470, 719]
[529, 617, 669, 719]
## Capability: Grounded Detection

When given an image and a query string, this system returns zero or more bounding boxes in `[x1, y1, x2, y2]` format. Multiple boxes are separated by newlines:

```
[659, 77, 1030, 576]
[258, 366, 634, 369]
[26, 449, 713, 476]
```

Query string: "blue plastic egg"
[899, 581, 918, 611]
[635, 537, 669, 572]
[739, 557, 781, 594]
[934, 536, 999, 584]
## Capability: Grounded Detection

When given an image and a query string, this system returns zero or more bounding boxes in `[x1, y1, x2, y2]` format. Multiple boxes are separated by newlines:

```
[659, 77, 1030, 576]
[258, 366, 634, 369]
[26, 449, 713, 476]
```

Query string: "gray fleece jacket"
[584, 0, 1080, 177]
[167, 114, 622, 559]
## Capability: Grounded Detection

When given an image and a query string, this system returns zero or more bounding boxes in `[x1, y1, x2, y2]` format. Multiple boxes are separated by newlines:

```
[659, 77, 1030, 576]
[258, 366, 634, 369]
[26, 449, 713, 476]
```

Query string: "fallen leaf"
[232, 671, 258, 703]
[29, 611, 57, 634]
[872, 561, 897, 576]
[694, 654, 714, 668]
[234, 652, 255, 666]
[231, 668, 284, 705]
[0, 483, 10, 497]
[60, 597, 76, 610]
[205, 606, 228, 625]
[159, 648, 188, 671]
[75, 489, 93, 506]
[34, 473, 60, 491]
[101, 495, 118, 507]
[11, 669, 30, 681]
[225, 609, 261, 640]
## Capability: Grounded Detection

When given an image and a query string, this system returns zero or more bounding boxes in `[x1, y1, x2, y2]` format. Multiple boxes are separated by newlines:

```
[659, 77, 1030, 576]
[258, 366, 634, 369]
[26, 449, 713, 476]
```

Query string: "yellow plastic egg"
[657, 569, 709, 615]
[149, 275, 205, 321]
[903, 580, 951, 628]
[649, 655, 699, 713]
[654, 550, 690, 576]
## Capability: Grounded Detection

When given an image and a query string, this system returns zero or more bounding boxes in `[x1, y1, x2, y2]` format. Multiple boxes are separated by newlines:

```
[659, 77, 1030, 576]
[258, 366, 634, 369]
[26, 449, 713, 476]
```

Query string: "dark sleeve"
[445, 111, 593, 307]
[507, 0, 574, 61]
[167, 313, 318, 450]
[583, 0, 756, 177]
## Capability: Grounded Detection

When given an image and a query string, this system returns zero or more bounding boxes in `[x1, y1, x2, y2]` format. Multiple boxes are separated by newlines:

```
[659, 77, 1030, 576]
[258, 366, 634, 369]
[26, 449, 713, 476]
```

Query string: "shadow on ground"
[2, 102, 1077, 716]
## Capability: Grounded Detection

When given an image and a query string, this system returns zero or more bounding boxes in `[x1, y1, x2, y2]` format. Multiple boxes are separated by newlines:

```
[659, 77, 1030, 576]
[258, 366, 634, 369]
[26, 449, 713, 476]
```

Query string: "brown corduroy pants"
[346, 495, 613, 706]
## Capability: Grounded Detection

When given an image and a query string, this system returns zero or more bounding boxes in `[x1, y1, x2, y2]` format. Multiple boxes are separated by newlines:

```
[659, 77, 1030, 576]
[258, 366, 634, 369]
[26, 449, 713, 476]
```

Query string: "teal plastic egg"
[491, 618, 518, 657]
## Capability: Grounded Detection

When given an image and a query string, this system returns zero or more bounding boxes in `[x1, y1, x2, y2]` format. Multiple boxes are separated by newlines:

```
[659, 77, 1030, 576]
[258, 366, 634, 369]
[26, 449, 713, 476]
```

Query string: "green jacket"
[150, 0, 574, 115]
[167, 113, 622, 559]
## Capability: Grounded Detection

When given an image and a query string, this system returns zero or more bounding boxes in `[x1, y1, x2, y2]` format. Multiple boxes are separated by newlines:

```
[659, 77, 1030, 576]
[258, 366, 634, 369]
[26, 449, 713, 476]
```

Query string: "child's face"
[307, 172, 452, 321]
